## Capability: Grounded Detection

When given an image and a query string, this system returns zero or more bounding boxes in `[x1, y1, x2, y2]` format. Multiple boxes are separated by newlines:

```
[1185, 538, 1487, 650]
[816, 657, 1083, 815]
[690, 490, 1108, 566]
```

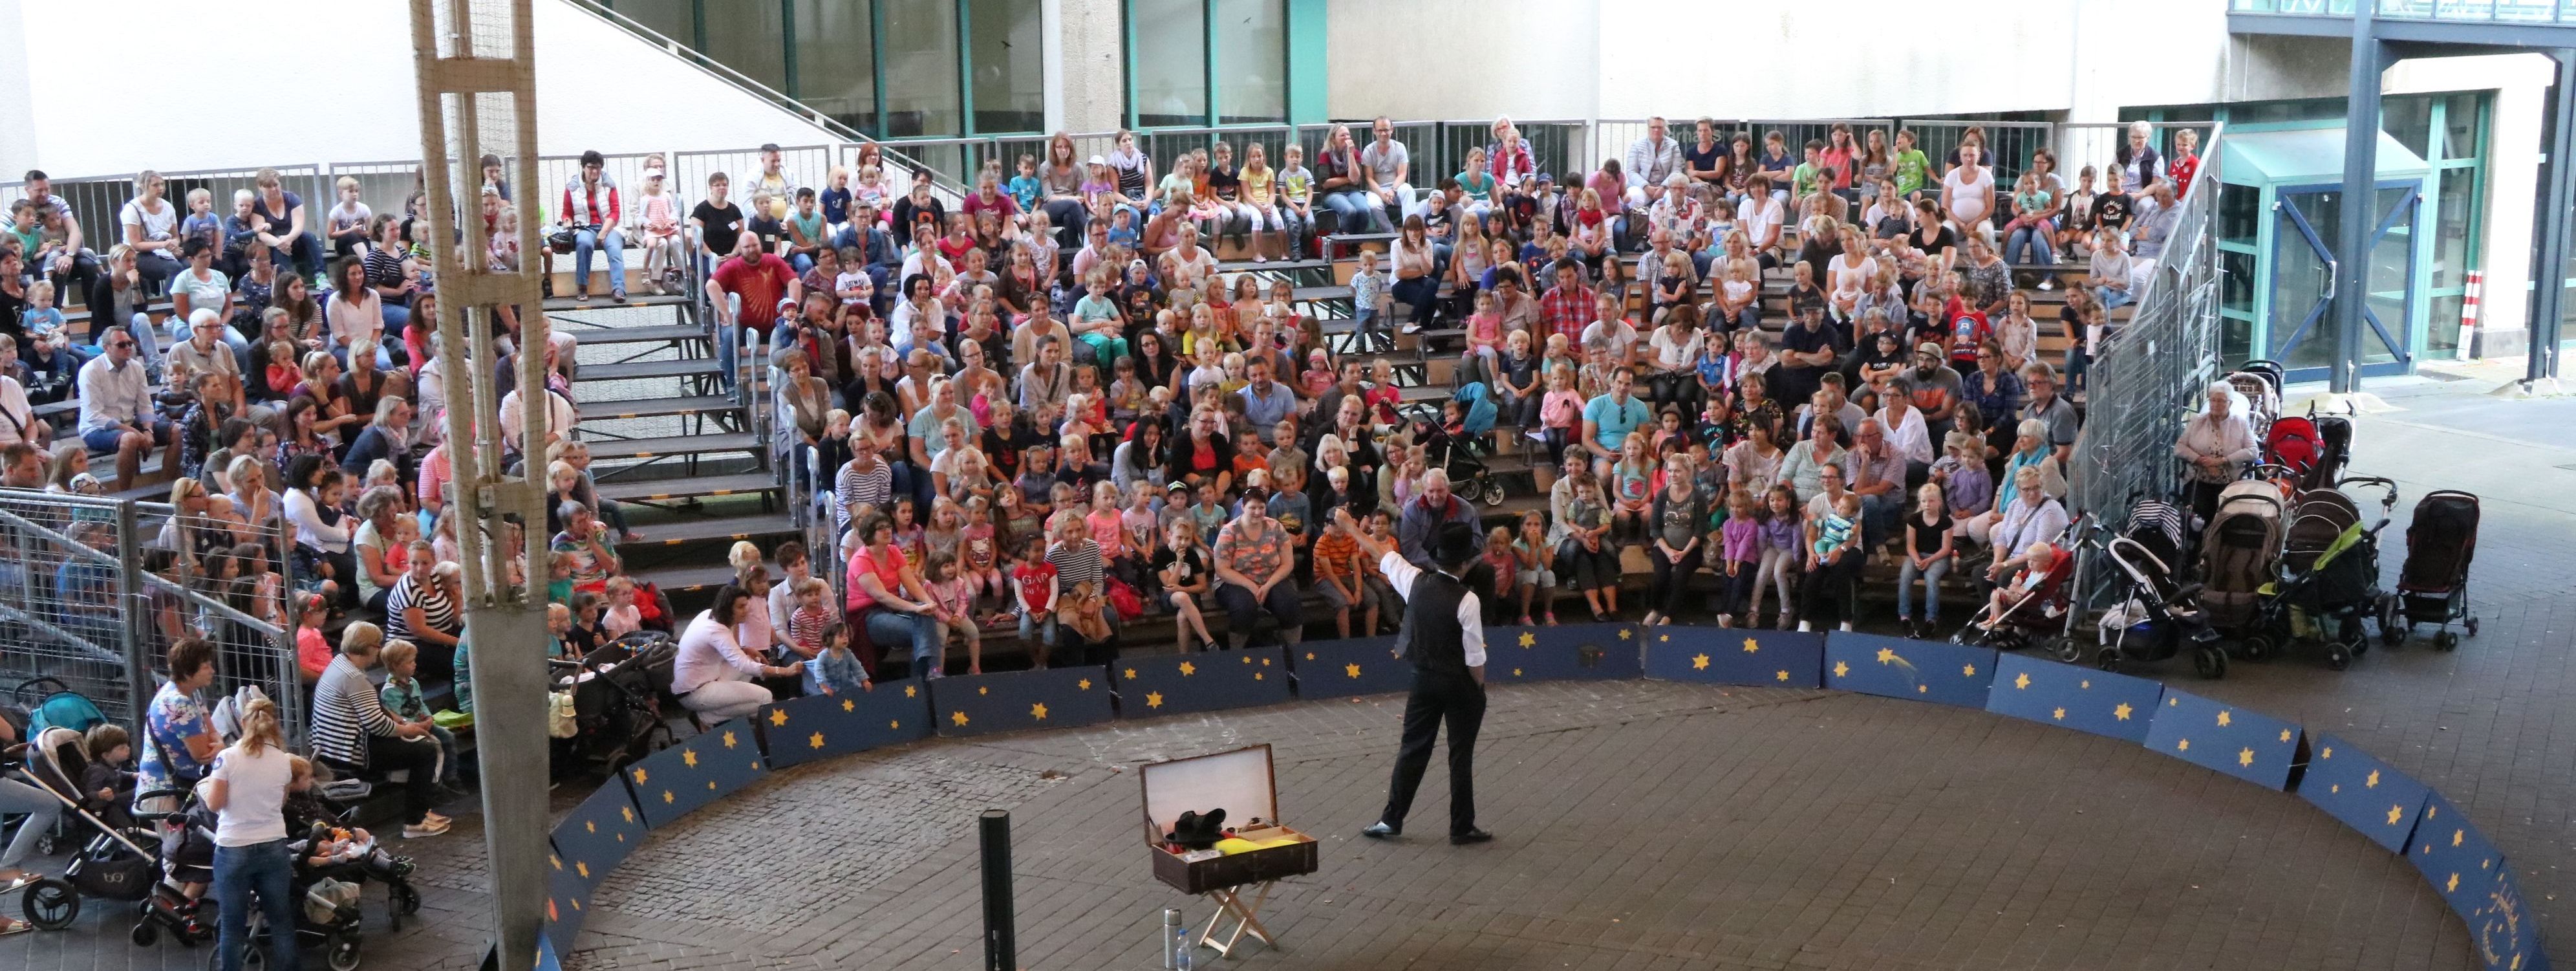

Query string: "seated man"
[76, 325, 173, 493]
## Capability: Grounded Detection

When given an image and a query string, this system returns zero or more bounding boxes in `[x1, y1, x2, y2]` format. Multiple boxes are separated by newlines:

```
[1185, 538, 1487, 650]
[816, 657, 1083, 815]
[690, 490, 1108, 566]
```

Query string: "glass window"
[881, 0, 961, 137]
[969, 0, 1044, 134]
[610, 0, 696, 47]
[2222, 248, 2256, 316]
[1131, 0, 1208, 127]
[701, 0, 788, 93]
[2431, 168, 2481, 292]
[793, 0, 876, 133]
[2442, 92, 2483, 160]
[2219, 184, 2259, 244]
[1213, 0, 1285, 124]
[2427, 294, 2464, 356]
[2380, 95, 2431, 159]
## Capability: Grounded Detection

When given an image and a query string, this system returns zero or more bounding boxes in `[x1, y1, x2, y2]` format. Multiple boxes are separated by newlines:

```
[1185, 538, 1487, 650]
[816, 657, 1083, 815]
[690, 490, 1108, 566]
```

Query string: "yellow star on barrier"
[1254, 672, 1264, 681]
[841, 699, 855, 712]
[621, 807, 634, 824]
[1518, 631, 1536, 648]
[631, 768, 647, 784]
[809, 732, 825, 750]
[2176, 739, 2191, 752]
[585, 822, 596, 833]
[1078, 679, 1093, 690]
[2453, 829, 2464, 847]
[2052, 707, 2066, 721]
[1261, 657, 1271, 666]
[769, 709, 788, 727]
[681, 750, 698, 768]
[1776, 670, 1790, 681]
[1512, 668, 1523, 677]
[904, 685, 917, 698]
[2237, 747, 2256, 767]
[1146, 692, 1165, 709]
[2216, 710, 2232, 728]
[950, 711, 969, 726]
[889, 719, 900, 729]
[1962, 664, 1976, 677]
[722, 731, 738, 748]
[1875, 647, 1897, 664]
[1832, 661, 1850, 678]
[550, 855, 561, 871]
[661, 791, 674, 804]
[1241, 656, 1252, 664]
[978, 686, 989, 695]
[2079, 679, 2090, 689]
[1691, 653, 1711, 670]
[576, 862, 590, 878]
[1179, 661, 1197, 676]
[1743, 637, 1760, 653]
[2447, 873, 2461, 893]
[2278, 729, 2292, 743]
[2113, 703, 2133, 721]
[2014, 673, 2031, 690]
[1659, 633, 1669, 643]
[1916, 685, 1928, 693]
[2321, 746, 2334, 759]
[1346, 663, 1362, 679]
[2387, 805, 2405, 826]
[2331, 784, 2341, 793]
[1305, 652, 1316, 660]
[2367, 769, 2381, 789]
[2169, 697, 2180, 706]
[1124, 668, 1139, 679]
[1031, 703, 1049, 720]
[1617, 628, 1632, 640]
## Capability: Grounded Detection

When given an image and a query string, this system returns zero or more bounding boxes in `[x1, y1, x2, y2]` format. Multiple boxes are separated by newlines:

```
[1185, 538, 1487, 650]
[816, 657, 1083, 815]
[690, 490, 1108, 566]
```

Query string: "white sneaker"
[1525, 429, 1548, 442]
[2038, 278, 2055, 290]
[1796, 621, 1812, 633]
[1401, 321, 1422, 334]
[402, 818, 451, 840]
[1839, 622, 1854, 633]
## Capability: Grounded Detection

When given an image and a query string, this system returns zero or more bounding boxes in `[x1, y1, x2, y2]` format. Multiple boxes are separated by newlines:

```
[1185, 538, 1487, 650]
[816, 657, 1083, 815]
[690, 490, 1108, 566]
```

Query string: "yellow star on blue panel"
[889, 719, 901, 729]
[1254, 672, 1264, 680]
[1962, 663, 1976, 677]
[550, 855, 561, 871]
[769, 709, 788, 727]
[905, 685, 917, 697]
[1305, 652, 1316, 660]
[575, 861, 589, 878]
[722, 731, 738, 748]
[1146, 692, 1165, 709]
[2176, 738, 2191, 752]
[2332, 784, 2341, 793]
[950, 711, 969, 726]
[1832, 661, 1850, 678]
[1518, 631, 1536, 648]
[681, 750, 698, 768]
[661, 790, 674, 804]
[841, 699, 855, 712]
[2216, 710, 2232, 728]
[2387, 805, 2405, 826]
[1512, 668, 1523, 677]
[1659, 633, 1669, 642]
[809, 732, 825, 749]
[630, 768, 648, 784]
[1179, 661, 1197, 676]
[2367, 769, 2381, 789]
[585, 821, 597, 833]
[1691, 653, 1711, 670]
[978, 686, 989, 695]
[1125, 668, 1139, 679]
[2321, 746, 2334, 759]
[2278, 728, 2292, 743]
[1031, 703, 1049, 720]
[1261, 657, 1271, 666]
[1742, 637, 1760, 653]
[1775, 670, 1789, 681]
[1241, 655, 1252, 664]
[1078, 679, 1093, 690]
[2052, 707, 2066, 721]
[2014, 673, 2031, 690]
[1617, 628, 1631, 640]
[2079, 679, 2090, 689]
[2113, 703, 2133, 721]
[621, 807, 635, 824]
[1346, 663, 1362, 679]
[2237, 747, 2256, 767]
[2447, 873, 2461, 893]
[1874, 647, 1897, 664]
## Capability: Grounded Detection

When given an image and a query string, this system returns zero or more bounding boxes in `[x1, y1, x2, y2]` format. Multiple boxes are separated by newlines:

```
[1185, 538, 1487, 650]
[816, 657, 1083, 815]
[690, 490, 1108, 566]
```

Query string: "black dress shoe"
[1360, 822, 1400, 839]
[1449, 828, 1493, 846]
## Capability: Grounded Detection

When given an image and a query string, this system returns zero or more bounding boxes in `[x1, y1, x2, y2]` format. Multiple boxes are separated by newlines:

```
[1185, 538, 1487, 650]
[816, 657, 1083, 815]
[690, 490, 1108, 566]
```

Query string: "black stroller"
[1397, 401, 1502, 506]
[2252, 477, 2398, 670]
[11, 726, 164, 935]
[2089, 506, 2227, 679]
[554, 631, 683, 777]
[2390, 490, 2480, 650]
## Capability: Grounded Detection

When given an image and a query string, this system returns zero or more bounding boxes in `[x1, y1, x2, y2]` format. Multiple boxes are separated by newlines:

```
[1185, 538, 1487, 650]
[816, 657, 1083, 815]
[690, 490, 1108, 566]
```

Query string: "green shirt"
[1791, 162, 1825, 199]
[1892, 149, 1932, 197]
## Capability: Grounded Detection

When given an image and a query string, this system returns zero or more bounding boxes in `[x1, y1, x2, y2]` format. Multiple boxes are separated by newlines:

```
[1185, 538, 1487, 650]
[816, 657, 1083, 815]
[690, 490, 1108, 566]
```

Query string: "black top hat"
[1430, 521, 1481, 569]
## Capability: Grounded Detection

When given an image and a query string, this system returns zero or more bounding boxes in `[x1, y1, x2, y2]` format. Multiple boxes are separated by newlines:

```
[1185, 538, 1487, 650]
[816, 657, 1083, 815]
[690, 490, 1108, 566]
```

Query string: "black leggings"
[1649, 546, 1704, 616]
[1799, 552, 1862, 627]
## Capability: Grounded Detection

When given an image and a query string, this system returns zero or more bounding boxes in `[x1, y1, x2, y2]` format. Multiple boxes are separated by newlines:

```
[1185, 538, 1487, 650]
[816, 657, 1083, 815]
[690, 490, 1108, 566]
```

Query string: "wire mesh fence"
[0, 490, 141, 727]
[2068, 124, 2229, 610]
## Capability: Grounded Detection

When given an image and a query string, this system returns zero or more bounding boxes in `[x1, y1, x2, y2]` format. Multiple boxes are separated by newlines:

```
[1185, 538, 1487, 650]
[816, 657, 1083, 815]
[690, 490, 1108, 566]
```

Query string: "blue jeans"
[573, 226, 626, 295]
[2005, 223, 2055, 265]
[2096, 285, 2132, 311]
[1017, 609, 1058, 657]
[1898, 552, 1951, 623]
[1319, 189, 1390, 235]
[864, 606, 943, 678]
[1391, 276, 1439, 326]
[215, 840, 301, 971]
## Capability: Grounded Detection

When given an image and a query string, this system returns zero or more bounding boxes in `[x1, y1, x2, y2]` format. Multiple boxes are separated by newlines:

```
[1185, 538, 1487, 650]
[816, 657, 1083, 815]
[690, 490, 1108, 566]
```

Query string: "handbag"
[1105, 578, 1144, 622]
[546, 228, 577, 255]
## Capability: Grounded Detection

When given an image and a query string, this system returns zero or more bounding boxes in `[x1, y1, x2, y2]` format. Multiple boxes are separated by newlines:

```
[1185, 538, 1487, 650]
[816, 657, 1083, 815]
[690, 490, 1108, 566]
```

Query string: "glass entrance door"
[2266, 182, 2420, 382]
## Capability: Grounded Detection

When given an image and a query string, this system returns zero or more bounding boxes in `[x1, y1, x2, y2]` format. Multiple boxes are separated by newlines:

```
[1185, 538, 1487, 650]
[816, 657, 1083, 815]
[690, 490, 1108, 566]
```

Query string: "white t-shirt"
[0, 376, 34, 447]
[122, 197, 178, 244]
[1944, 166, 1993, 224]
[204, 742, 292, 847]
[1648, 327, 1702, 371]
[1580, 319, 1639, 362]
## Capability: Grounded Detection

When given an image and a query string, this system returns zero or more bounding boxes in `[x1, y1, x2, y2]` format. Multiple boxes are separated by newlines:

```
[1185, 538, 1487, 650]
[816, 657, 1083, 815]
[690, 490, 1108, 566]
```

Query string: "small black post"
[980, 809, 1015, 971]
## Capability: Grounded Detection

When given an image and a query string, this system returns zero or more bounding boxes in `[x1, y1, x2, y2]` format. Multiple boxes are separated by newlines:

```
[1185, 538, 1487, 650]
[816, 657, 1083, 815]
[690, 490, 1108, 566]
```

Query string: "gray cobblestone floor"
[8, 376, 2570, 971]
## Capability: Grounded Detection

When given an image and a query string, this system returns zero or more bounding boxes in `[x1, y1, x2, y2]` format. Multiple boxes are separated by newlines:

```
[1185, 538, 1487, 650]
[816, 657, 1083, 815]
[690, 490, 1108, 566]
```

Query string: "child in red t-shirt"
[1011, 534, 1060, 668]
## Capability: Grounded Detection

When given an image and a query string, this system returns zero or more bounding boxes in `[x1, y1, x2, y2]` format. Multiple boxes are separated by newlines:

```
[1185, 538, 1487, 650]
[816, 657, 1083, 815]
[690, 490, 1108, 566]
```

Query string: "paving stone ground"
[8, 373, 2570, 971]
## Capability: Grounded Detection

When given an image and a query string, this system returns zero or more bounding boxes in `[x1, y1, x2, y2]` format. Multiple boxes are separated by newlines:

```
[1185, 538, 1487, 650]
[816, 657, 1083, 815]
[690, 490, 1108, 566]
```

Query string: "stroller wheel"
[2050, 638, 2083, 664]
[2434, 629, 2460, 651]
[325, 931, 363, 971]
[133, 921, 160, 946]
[21, 877, 78, 930]
[2464, 617, 2480, 637]
[1482, 478, 1507, 507]
[2193, 645, 2229, 680]
[2238, 634, 2274, 661]
[2325, 642, 2352, 671]
[2094, 647, 2123, 672]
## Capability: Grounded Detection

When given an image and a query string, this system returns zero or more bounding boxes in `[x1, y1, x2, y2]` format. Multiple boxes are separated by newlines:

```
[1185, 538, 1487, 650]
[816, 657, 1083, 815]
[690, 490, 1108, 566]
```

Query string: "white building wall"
[0, 0, 843, 180]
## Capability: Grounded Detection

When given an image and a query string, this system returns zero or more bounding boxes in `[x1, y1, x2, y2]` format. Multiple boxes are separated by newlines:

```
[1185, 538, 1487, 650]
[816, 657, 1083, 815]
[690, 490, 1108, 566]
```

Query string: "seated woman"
[672, 584, 804, 721]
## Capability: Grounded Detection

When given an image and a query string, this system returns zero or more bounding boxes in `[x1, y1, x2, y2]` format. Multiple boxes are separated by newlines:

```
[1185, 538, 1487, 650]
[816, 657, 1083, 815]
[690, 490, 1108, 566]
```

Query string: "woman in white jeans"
[672, 584, 801, 722]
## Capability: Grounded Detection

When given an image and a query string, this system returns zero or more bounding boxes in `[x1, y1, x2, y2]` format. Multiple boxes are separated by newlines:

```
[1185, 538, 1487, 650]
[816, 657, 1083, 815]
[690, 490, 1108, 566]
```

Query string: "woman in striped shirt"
[383, 546, 460, 682]
[307, 621, 449, 838]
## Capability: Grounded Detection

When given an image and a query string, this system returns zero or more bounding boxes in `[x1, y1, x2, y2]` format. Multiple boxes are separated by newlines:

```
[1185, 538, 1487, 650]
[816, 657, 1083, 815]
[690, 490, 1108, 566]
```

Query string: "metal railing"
[2233, 0, 2575, 21]
[2068, 123, 2229, 610]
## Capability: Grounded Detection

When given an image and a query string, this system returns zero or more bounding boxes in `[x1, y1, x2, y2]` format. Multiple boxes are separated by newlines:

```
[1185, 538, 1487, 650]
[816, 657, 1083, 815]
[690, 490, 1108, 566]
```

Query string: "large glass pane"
[2381, 95, 2432, 160]
[2271, 190, 2338, 373]
[968, 0, 1044, 133]
[2431, 168, 2481, 291]
[882, 0, 961, 136]
[2222, 248, 2256, 316]
[610, 0, 696, 47]
[2442, 92, 2483, 160]
[2219, 184, 2259, 243]
[2427, 294, 2465, 356]
[1213, 0, 1285, 124]
[702, 0, 788, 93]
[793, 0, 876, 133]
[1131, 0, 1207, 127]
[2362, 187, 2415, 367]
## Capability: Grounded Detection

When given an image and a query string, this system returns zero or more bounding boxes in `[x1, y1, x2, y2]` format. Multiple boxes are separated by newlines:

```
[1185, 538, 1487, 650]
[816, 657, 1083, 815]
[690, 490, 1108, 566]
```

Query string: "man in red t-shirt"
[708, 234, 801, 390]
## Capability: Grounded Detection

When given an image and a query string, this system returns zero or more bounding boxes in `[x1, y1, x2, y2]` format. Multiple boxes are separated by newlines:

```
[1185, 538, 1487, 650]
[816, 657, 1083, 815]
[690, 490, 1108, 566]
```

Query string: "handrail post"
[113, 499, 151, 740]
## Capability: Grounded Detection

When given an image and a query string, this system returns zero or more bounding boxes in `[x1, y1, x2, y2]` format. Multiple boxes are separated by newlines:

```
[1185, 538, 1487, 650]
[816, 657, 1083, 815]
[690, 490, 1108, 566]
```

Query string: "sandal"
[0, 870, 36, 893]
[0, 916, 30, 936]
[1518, 615, 1534, 626]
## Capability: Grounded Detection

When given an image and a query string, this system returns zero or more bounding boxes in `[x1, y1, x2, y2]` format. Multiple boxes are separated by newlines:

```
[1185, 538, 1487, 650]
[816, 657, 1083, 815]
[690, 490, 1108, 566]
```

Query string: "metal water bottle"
[1162, 908, 1184, 968]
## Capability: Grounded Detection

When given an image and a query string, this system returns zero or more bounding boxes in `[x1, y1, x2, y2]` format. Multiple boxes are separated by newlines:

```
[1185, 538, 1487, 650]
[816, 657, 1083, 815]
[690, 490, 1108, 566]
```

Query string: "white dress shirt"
[77, 354, 153, 434]
[1377, 551, 1487, 668]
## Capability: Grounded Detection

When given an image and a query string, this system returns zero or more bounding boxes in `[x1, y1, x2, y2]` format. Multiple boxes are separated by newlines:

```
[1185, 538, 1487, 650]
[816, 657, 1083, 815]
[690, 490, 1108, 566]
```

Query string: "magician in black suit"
[1335, 508, 1493, 846]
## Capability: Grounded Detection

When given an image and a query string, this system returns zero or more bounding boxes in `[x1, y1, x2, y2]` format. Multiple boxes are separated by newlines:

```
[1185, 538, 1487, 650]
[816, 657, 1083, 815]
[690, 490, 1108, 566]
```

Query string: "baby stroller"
[2392, 490, 2480, 651]
[2090, 512, 2227, 679]
[2265, 415, 2324, 485]
[2227, 360, 2284, 440]
[553, 631, 683, 776]
[1953, 517, 2082, 660]
[2199, 479, 2287, 651]
[177, 781, 413, 970]
[2251, 477, 2397, 671]
[10, 727, 164, 935]
[1397, 401, 1501, 506]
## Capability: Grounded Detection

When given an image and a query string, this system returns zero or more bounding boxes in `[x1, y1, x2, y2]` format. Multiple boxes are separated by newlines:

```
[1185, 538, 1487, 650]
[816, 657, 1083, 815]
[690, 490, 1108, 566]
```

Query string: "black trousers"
[1650, 546, 1704, 617]
[1379, 669, 1487, 836]
[323, 733, 443, 826]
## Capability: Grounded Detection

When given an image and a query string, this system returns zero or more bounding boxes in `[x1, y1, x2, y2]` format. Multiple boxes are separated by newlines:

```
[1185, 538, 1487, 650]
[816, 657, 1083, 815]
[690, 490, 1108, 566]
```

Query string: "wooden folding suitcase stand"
[1141, 744, 1318, 957]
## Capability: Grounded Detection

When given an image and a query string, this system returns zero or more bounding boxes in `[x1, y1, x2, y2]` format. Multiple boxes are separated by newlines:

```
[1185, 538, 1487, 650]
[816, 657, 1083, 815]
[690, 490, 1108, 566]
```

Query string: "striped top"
[383, 574, 456, 643]
[1046, 538, 1104, 596]
[309, 655, 396, 768]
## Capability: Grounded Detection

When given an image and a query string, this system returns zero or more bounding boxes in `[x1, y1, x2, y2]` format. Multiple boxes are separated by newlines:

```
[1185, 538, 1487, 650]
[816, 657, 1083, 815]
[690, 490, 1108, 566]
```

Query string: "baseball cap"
[1915, 341, 1944, 358]
[776, 297, 799, 312]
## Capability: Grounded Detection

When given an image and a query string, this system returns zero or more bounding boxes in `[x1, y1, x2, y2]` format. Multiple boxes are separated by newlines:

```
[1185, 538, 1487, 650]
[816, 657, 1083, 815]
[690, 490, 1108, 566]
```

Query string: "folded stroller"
[2093, 519, 2226, 679]
[2392, 490, 2480, 650]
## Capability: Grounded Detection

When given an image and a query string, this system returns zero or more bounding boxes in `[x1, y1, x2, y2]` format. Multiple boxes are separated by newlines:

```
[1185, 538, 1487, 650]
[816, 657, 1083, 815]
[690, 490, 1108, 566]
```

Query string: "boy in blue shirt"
[1008, 155, 1044, 212]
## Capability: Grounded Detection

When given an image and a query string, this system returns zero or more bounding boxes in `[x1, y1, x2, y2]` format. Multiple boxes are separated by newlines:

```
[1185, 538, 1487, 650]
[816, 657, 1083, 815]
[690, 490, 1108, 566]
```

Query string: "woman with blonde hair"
[202, 695, 300, 970]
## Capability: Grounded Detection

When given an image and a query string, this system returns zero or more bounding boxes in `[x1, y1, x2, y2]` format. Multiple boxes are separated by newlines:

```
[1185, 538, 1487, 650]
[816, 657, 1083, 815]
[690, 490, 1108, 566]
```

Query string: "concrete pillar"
[2331, 14, 2387, 394]
[2529, 50, 2575, 382]
[1042, 0, 1124, 134]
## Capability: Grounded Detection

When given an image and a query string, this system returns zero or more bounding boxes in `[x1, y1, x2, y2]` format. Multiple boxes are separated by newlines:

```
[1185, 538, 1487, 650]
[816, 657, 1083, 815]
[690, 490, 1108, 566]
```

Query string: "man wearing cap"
[1340, 507, 1492, 846]
[1905, 341, 1964, 445]
[707, 233, 800, 391]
